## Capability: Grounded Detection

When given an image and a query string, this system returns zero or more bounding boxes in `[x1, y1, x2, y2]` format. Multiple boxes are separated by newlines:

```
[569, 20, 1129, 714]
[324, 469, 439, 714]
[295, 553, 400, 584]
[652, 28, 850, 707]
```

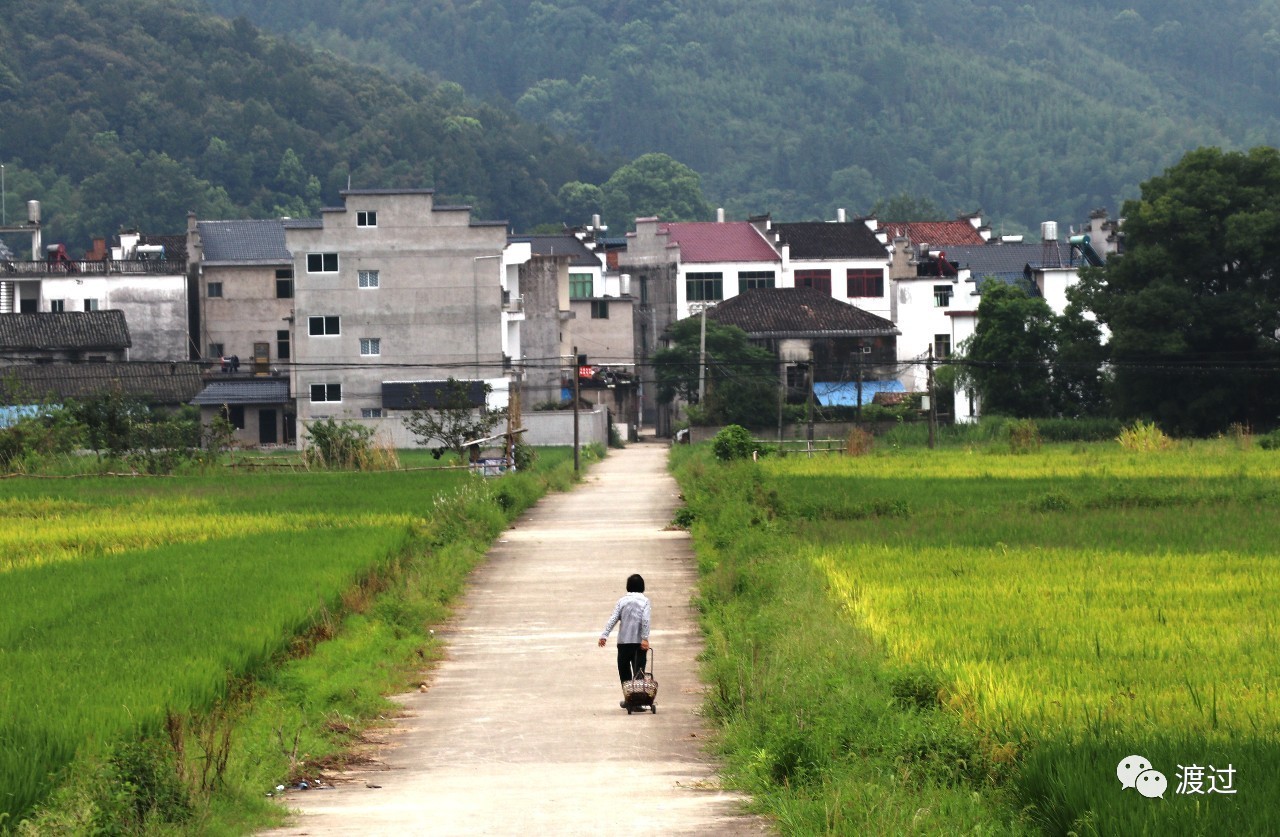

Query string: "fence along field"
[0, 467, 470, 825]
[738, 444, 1279, 833]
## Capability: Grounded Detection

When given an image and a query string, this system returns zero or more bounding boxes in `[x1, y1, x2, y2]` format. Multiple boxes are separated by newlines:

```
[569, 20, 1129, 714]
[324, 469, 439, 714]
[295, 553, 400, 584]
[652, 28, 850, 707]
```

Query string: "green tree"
[601, 153, 712, 232]
[869, 191, 947, 223]
[1074, 146, 1280, 435]
[402, 378, 503, 460]
[961, 283, 1058, 418]
[653, 318, 778, 427]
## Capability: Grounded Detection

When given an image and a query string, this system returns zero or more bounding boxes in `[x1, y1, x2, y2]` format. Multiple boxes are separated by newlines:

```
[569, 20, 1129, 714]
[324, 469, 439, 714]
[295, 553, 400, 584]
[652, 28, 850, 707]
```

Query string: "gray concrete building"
[284, 189, 509, 448]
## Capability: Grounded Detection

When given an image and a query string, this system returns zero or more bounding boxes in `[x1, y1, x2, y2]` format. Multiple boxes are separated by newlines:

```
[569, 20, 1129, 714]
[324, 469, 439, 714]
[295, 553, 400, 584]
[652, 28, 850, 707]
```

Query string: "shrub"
[303, 419, 397, 470]
[1008, 419, 1041, 454]
[845, 427, 874, 456]
[712, 424, 755, 461]
[1117, 420, 1174, 452]
[1259, 429, 1280, 450]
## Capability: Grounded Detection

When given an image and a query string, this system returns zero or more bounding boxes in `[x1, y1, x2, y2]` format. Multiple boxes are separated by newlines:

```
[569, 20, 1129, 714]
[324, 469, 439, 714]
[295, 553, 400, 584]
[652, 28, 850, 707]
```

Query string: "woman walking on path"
[598, 573, 651, 700]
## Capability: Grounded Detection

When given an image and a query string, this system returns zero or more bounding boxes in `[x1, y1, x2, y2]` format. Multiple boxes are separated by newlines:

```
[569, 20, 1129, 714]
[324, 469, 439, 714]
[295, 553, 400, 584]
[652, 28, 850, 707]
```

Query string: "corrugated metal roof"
[0, 361, 203, 405]
[0, 311, 130, 350]
[705, 287, 898, 337]
[197, 220, 291, 262]
[191, 378, 291, 406]
[661, 222, 780, 264]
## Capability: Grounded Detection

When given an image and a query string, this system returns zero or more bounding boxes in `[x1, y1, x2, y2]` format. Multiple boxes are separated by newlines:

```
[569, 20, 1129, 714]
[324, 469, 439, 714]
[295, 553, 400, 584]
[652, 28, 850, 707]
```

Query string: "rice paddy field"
[0, 465, 491, 826]
[681, 440, 1280, 835]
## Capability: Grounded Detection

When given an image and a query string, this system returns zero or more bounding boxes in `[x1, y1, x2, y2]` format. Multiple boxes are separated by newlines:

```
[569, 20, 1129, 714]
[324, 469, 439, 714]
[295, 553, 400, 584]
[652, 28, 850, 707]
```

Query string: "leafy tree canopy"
[402, 378, 503, 461]
[653, 317, 777, 427]
[600, 153, 712, 232]
[1074, 146, 1280, 434]
[961, 283, 1059, 419]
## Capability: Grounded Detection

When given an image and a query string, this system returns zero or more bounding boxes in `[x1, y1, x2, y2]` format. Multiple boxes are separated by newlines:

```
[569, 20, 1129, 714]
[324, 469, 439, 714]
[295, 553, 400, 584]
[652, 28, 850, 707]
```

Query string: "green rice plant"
[677, 442, 1280, 835]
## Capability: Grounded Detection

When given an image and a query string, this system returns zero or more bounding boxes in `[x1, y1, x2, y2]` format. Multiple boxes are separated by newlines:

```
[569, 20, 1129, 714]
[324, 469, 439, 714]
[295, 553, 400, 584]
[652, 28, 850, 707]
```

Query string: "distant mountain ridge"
[0, 0, 614, 249]
[201, 0, 1280, 232]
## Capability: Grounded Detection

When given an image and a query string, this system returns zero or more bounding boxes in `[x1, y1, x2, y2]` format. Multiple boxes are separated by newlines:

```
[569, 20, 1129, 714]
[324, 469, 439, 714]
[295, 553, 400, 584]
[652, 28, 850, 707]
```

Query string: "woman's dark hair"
[626, 573, 645, 593]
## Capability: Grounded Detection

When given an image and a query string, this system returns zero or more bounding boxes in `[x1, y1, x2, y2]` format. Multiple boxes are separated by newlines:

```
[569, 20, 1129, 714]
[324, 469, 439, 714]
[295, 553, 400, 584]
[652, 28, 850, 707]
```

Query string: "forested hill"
[0, 0, 614, 249]
[201, 0, 1280, 233]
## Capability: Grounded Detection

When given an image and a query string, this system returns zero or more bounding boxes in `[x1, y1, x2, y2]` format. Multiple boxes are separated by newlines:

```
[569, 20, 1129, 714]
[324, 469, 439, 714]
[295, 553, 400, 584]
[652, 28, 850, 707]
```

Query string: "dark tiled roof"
[509, 234, 599, 267]
[197, 220, 291, 263]
[773, 222, 887, 259]
[941, 242, 1046, 275]
[879, 220, 987, 246]
[192, 378, 290, 406]
[706, 287, 898, 338]
[0, 311, 130, 350]
[382, 380, 487, 410]
[138, 233, 188, 262]
[0, 362, 204, 405]
[661, 222, 781, 263]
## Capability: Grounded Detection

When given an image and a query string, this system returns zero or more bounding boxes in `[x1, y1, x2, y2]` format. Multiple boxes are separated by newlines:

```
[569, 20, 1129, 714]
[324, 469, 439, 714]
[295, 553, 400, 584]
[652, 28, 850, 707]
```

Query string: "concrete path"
[262, 439, 770, 836]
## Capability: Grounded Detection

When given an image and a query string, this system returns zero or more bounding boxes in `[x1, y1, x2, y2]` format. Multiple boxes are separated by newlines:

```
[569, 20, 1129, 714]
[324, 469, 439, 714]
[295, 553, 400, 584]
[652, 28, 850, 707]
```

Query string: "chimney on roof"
[837, 208, 846, 223]
[716, 208, 725, 223]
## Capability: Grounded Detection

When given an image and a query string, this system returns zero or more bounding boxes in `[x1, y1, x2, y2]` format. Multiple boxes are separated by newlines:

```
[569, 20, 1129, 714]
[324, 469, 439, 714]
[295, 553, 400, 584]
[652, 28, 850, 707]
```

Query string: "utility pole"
[572, 346, 580, 473]
[806, 350, 816, 455]
[856, 345, 864, 423]
[697, 303, 707, 405]
[927, 344, 936, 450]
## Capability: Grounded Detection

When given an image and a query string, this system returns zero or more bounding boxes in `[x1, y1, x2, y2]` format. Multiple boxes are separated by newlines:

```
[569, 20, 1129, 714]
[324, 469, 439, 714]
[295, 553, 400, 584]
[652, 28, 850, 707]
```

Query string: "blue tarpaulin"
[0, 405, 45, 428]
[814, 380, 906, 407]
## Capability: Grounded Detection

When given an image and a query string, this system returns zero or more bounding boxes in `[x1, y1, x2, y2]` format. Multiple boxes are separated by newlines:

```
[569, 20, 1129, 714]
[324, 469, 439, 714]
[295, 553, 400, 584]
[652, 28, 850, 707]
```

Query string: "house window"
[591, 300, 609, 319]
[356, 210, 377, 227]
[686, 272, 723, 302]
[83, 299, 99, 311]
[934, 285, 953, 307]
[223, 404, 246, 430]
[934, 334, 952, 359]
[570, 272, 593, 299]
[277, 329, 290, 360]
[738, 270, 775, 292]
[361, 407, 384, 419]
[50, 299, 65, 312]
[307, 252, 339, 273]
[360, 337, 381, 356]
[847, 269, 884, 297]
[207, 282, 223, 298]
[358, 270, 380, 289]
[209, 342, 224, 359]
[308, 315, 341, 336]
[795, 269, 832, 294]
[310, 383, 342, 403]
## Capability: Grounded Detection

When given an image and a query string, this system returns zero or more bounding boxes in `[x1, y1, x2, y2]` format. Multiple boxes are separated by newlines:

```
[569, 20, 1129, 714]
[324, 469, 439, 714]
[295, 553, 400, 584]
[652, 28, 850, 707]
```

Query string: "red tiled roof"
[660, 222, 780, 264]
[879, 220, 986, 246]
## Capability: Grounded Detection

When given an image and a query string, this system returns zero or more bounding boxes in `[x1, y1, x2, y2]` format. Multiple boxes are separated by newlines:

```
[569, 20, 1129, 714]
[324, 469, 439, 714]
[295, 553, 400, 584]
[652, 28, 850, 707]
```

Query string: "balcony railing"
[2, 259, 187, 277]
[502, 291, 524, 313]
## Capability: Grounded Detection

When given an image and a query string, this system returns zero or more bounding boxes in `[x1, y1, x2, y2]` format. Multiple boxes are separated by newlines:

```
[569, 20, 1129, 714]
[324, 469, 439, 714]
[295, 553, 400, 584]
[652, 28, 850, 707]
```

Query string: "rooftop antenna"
[1, 163, 5, 225]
